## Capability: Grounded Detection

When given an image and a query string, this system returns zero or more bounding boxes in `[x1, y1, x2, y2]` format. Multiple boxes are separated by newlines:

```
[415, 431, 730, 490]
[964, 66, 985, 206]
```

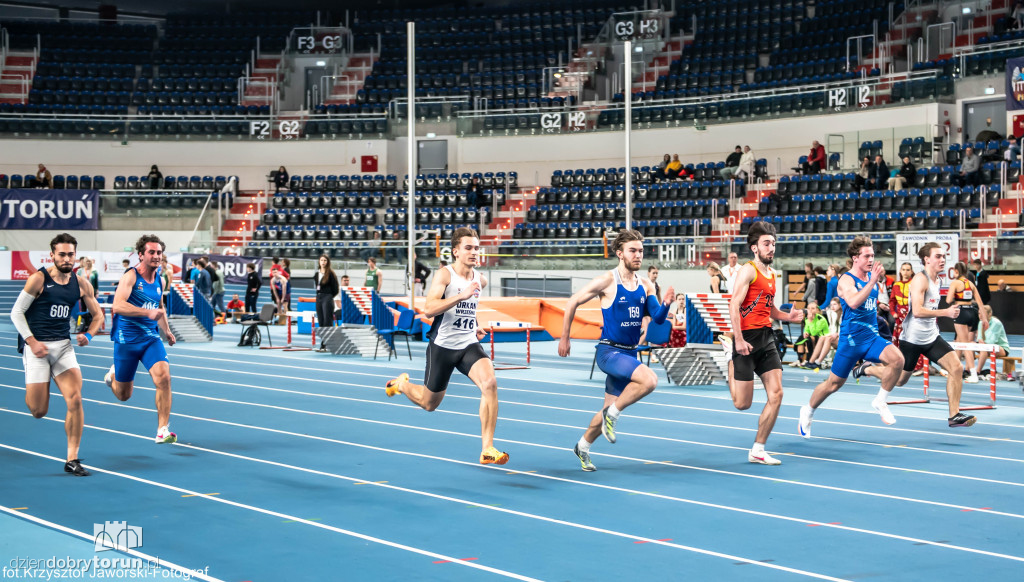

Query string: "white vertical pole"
[625, 39, 633, 231]
[407, 21, 417, 309]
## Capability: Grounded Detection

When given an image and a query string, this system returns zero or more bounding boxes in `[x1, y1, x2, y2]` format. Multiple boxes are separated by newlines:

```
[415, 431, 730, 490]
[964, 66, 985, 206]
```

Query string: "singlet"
[365, 267, 380, 289]
[600, 268, 647, 348]
[739, 262, 775, 331]
[427, 265, 481, 350]
[711, 275, 727, 294]
[839, 271, 880, 346]
[892, 279, 911, 307]
[953, 276, 974, 304]
[900, 274, 940, 345]
[111, 267, 163, 344]
[24, 268, 80, 342]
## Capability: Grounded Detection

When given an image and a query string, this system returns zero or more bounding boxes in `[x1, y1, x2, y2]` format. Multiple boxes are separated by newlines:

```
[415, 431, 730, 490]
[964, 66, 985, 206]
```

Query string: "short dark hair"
[272, 257, 280, 264]
[647, 265, 658, 272]
[49, 233, 77, 251]
[814, 266, 825, 275]
[451, 227, 479, 249]
[745, 221, 776, 251]
[847, 235, 872, 258]
[134, 234, 165, 255]
[918, 242, 943, 262]
[611, 229, 643, 253]
[246, 263, 255, 271]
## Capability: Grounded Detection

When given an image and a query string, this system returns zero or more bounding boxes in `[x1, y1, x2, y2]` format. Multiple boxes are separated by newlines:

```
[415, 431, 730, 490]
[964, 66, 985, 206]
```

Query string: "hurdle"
[888, 341, 998, 410]
[258, 311, 315, 351]
[485, 321, 542, 370]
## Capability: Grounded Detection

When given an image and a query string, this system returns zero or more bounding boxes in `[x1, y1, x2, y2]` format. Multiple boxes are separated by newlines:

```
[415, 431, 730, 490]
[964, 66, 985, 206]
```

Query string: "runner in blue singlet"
[104, 235, 179, 444]
[558, 229, 674, 471]
[798, 236, 905, 438]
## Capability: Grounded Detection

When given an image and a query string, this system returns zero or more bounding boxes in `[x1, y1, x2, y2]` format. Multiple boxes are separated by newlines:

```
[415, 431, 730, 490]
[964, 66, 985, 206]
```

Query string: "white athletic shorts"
[23, 339, 79, 384]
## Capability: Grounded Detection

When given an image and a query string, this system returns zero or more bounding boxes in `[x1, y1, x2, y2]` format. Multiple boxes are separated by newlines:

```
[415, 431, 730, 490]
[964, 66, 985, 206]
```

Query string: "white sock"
[874, 388, 889, 402]
[751, 442, 765, 454]
[577, 437, 591, 452]
[607, 403, 621, 419]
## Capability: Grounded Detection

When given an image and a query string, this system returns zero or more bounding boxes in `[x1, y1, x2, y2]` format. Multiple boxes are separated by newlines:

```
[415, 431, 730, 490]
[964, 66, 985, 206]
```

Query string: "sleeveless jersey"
[900, 274, 941, 345]
[953, 276, 974, 302]
[24, 268, 80, 342]
[427, 265, 480, 350]
[839, 272, 880, 345]
[600, 269, 647, 347]
[892, 279, 910, 307]
[739, 262, 774, 331]
[112, 267, 163, 344]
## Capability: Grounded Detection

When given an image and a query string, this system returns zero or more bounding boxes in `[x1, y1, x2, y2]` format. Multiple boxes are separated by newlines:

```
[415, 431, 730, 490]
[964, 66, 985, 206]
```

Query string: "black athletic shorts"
[954, 305, 979, 332]
[424, 341, 489, 393]
[733, 327, 783, 382]
[899, 336, 954, 372]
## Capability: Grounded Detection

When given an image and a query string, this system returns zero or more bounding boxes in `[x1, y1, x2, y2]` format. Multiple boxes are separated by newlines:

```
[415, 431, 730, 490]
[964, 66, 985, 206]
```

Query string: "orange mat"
[390, 296, 603, 339]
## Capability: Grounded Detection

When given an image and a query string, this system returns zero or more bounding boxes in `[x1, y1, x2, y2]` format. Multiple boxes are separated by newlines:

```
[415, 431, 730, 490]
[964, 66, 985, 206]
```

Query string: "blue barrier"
[192, 287, 214, 337]
[168, 286, 190, 317]
[340, 290, 365, 324]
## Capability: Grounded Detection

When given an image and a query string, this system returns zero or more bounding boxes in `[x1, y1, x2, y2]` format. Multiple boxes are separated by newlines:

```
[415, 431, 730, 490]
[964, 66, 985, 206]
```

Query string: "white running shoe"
[798, 405, 814, 438]
[748, 450, 782, 465]
[155, 425, 177, 444]
[104, 364, 115, 387]
[871, 398, 897, 425]
[720, 335, 733, 363]
[965, 371, 979, 384]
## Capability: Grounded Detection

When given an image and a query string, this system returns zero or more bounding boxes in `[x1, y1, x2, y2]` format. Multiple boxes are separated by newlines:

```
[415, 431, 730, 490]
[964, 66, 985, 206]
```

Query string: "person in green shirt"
[794, 301, 829, 367]
[365, 257, 382, 293]
[976, 305, 1010, 377]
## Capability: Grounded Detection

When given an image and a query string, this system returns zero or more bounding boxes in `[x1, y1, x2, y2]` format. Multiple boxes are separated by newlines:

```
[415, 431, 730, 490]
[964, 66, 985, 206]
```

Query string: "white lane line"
[0, 441, 544, 582]
[0, 416, 849, 582]
[4, 397, 1024, 566]
[0, 504, 224, 581]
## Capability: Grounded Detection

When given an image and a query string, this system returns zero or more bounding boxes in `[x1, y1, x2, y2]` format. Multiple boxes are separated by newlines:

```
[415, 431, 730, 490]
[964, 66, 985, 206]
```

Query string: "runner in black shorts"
[384, 228, 509, 465]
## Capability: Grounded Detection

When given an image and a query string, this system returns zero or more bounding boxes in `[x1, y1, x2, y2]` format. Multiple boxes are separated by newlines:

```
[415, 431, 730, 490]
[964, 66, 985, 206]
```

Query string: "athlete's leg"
[396, 380, 446, 411]
[148, 361, 173, 428]
[937, 350, 965, 417]
[808, 372, 848, 408]
[613, 363, 658, 410]
[954, 322, 976, 375]
[877, 344, 906, 393]
[466, 357, 499, 450]
[52, 368, 84, 461]
[387, 343, 450, 411]
[25, 382, 51, 418]
[582, 392, 618, 445]
[755, 368, 783, 444]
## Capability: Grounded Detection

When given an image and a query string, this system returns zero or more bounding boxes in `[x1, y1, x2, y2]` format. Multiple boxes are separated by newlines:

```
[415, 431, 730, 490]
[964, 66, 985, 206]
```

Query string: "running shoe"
[63, 459, 90, 477]
[798, 405, 813, 438]
[155, 425, 177, 444]
[104, 364, 115, 387]
[480, 446, 509, 465]
[965, 371, 980, 384]
[748, 450, 782, 465]
[871, 398, 897, 425]
[720, 336, 733, 363]
[600, 407, 617, 444]
[573, 444, 596, 472]
[385, 373, 409, 397]
[948, 412, 977, 428]
[852, 361, 872, 379]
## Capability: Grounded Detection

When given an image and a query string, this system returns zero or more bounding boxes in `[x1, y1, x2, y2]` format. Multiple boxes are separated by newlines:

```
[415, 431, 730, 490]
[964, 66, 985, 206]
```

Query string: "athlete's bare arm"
[475, 274, 489, 340]
[728, 263, 756, 354]
[838, 264, 884, 310]
[112, 269, 160, 320]
[558, 271, 614, 357]
[422, 268, 477, 319]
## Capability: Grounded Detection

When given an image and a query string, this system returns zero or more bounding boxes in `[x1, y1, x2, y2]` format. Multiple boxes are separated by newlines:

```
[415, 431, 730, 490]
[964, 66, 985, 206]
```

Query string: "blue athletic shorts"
[596, 344, 642, 397]
[830, 334, 891, 379]
[113, 337, 168, 383]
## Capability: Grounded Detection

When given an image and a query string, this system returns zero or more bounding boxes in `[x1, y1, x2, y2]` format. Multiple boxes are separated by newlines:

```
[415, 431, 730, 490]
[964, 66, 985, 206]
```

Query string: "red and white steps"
[0, 51, 37, 105]
[215, 191, 266, 252]
[324, 52, 377, 105]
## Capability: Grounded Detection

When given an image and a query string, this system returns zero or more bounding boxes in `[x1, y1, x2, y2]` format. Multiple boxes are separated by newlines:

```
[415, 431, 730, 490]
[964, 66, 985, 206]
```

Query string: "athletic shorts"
[899, 337, 954, 372]
[595, 343, 642, 396]
[954, 305, 979, 332]
[831, 334, 892, 379]
[23, 339, 79, 384]
[423, 341, 489, 393]
[732, 327, 783, 382]
[113, 337, 169, 383]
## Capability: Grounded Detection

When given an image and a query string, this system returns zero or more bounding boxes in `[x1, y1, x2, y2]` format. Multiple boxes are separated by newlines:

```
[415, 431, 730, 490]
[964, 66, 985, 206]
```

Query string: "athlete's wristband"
[83, 332, 92, 342]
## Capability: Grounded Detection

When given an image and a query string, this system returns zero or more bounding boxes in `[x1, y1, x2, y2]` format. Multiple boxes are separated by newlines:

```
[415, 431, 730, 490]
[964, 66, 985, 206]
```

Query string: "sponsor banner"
[182, 253, 262, 285]
[1007, 57, 1024, 111]
[0, 189, 99, 230]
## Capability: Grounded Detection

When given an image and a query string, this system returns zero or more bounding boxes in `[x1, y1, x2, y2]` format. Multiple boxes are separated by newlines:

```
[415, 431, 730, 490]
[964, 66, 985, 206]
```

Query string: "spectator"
[956, 146, 981, 187]
[282, 257, 291, 278]
[795, 301, 828, 367]
[806, 297, 842, 369]
[159, 256, 171, 307]
[193, 258, 212, 300]
[653, 153, 672, 180]
[314, 255, 339, 344]
[868, 154, 889, 190]
[997, 279, 1013, 292]
[1006, 135, 1021, 163]
[797, 262, 815, 305]
[802, 140, 826, 174]
[414, 259, 431, 296]
[976, 305, 1009, 377]
[269, 256, 284, 280]
[719, 146, 743, 180]
[890, 262, 914, 344]
[365, 257, 383, 293]
[466, 176, 482, 208]
[269, 270, 291, 323]
[273, 166, 289, 193]
[706, 262, 726, 293]
[211, 261, 226, 315]
[722, 252, 741, 292]
[361, 231, 383, 260]
[822, 263, 841, 308]
[244, 263, 260, 315]
[226, 294, 245, 323]
[340, 274, 350, 287]
[386, 230, 404, 261]
[80, 257, 100, 299]
[970, 258, 991, 304]
[32, 163, 52, 188]
[668, 292, 687, 347]
[904, 216, 918, 231]
[888, 156, 916, 191]
[665, 154, 683, 179]
[813, 266, 828, 307]
[853, 156, 873, 191]
[147, 165, 163, 189]
[735, 145, 755, 181]
[1014, 1, 1024, 29]
[647, 264, 661, 298]
[122, 258, 131, 270]
[947, 261, 989, 384]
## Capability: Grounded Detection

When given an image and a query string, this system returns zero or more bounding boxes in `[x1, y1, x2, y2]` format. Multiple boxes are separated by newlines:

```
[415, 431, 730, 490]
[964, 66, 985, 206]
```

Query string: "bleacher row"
[537, 182, 739, 205]
[243, 240, 441, 260]
[744, 209, 982, 234]
[763, 186, 1001, 215]
[0, 174, 104, 189]
[258, 206, 491, 229]
[112, 176, 232, 190]
[514, 219, 712, 239]
[530, 199, 729, 223]
[271, 190, 505, 212]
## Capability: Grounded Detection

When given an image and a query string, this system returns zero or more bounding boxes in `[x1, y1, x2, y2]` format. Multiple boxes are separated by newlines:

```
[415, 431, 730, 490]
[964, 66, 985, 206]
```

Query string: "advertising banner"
[0, 189, 99, 230]
[182, 253, 262, 285]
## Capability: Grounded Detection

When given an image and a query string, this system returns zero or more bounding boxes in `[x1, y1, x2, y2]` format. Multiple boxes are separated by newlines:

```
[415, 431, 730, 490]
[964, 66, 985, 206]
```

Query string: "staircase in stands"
[324, 52, 377, 105]
[216, 191, 266, 252]
[0, 51, 36, 104]
[479, 188, 537, 248]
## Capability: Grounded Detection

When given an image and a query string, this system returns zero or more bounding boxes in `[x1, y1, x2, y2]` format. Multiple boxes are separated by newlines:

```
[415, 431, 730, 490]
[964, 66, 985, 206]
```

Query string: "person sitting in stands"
[853, 156, 873, 191]
[888, 156, 915, 191]
[956, 146, 981, 187]
[868, 154, 889, 190]
[653, 154, 671, 180]
[720, 146, 743, 180]
[665, 154, 683, 179]
[801, 141, 826, 175]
